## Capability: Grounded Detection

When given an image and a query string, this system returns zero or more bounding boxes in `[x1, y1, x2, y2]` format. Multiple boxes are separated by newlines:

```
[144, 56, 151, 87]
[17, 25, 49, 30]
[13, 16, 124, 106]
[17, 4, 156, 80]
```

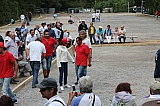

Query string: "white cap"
[81, 20, 85, 22]
[99, 26, 103, 28]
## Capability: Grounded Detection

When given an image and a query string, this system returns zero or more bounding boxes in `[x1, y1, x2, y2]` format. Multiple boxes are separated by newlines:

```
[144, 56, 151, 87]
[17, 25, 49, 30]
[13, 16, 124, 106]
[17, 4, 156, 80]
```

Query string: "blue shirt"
[47, 28, 56, 38]
[70, 94, 85, 106]
[96, 29, 104, 35]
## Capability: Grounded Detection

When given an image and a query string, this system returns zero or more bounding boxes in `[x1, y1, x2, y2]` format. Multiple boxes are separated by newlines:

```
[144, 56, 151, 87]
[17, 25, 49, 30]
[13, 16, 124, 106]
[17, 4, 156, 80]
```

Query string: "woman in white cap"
[56, 38, 75, 91]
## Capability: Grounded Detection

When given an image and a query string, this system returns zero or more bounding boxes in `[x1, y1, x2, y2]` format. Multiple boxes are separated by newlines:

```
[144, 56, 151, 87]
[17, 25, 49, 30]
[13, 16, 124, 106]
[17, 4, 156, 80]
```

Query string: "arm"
[67, 92, 77, 106]
[13, 60, 18, 79]
[67, 50, 75, 63]
[56, 47, 61, 67]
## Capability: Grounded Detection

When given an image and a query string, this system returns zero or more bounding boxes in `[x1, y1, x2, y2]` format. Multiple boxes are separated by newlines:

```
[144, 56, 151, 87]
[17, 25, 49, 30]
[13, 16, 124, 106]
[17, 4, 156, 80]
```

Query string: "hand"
[13, 75, 17, 79]
[88, 63, 92, 67]
[69, 91, 77, 99]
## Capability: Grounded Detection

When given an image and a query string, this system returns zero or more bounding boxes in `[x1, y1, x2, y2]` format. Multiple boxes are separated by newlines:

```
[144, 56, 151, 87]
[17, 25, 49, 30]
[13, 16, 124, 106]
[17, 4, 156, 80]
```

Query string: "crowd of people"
[0, 13, 159, 106]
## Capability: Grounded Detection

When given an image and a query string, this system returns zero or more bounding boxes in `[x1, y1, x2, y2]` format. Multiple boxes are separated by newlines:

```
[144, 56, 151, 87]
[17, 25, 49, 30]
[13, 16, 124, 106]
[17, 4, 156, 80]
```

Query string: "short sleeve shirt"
[73, 38, 92, 49]
[27, 41, 46, 61]
[0, 51, 15, 78]
[75, 43, 90, 66]
[42, 37, 57, 57]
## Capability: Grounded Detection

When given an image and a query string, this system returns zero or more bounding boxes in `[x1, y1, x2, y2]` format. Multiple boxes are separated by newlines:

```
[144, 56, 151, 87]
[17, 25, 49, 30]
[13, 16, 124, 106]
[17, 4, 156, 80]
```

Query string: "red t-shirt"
[42, 37, 57, 57]
[75, 43, 90, 66]
[0, 51, 15, 78]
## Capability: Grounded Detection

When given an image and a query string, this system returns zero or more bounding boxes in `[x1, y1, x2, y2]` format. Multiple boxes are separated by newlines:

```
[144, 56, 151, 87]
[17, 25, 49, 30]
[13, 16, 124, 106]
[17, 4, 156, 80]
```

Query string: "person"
[52, 23, 63, 43]
[63, 32, 73, 47]
[25, 12, 30, 25]
[36, 78, 66, 106]
[72, 30, 92, 85]
[110, 82, 137, 106]
[88, 22, 96, 44]
[4, 31, 11, 43]
[0, 35, 4, 43]
[34, 25, 42, 38]
[17, 52, 32, 77]
[53, 12, 58, 20]
[139, 81, 160, 105]
[28, 11, 32, 22]
[118, 25, 126, 43]
[4, 32, 19, 84]
[26, 38, 46, 88]
[96, 26, 105, 44]
[74, 37, 91, 85]
[104, 25, 112, 44]
[68, 16, 74, 24]
[96, 12, 100, 22]
[40, 22, 47, 34]
[0, 95, 14, 106]
[26, 29, 37, 45]
[112, 27, 119, 44]
[155, 9, 159, 20]
[0, 42, 18, 103]
[78, 20, 88, 32]
[20, 14, 25, 22]
[67, 76, 102, 106]
[47, 24, 56, 39]
[56, 38, 75, 91]
[10, 18, 15, 24]
[91, 12, 96, 22]
[41, 30, 58, 78]
[155, 49, 160, 81]
[19, 22, 28, 55]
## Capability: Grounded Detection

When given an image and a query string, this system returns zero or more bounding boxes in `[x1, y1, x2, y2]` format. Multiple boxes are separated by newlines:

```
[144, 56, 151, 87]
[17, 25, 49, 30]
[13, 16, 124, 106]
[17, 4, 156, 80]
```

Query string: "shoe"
[32, 86, 36, 88]
[12, 79, 19, 82]
[19, 73, 27, 77]
[74, 82, 78, 85]
[64, 84, 71, 88]
[60, 86, 64, 91]
[12, 99, 18, 104]
[10, 80, 17, 84]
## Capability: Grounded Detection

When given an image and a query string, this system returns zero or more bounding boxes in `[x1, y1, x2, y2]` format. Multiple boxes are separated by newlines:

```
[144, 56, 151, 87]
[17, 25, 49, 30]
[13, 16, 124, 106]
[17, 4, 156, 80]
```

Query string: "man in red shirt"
[0, 42, 18, 103]
[75, 37, 91, 84]
[42, 30, 58, 78]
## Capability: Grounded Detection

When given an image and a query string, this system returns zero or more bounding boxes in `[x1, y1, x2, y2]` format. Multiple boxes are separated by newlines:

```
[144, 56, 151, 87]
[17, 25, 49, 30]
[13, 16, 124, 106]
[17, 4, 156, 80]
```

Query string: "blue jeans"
[89, 34, 97, 44]
[59, 62, 68, 86]
[0, 77, 17, 101]
[97, 36, 103, 44]
[30, 61, 40, 87]
[75, 65, 87, 81]
[42, 55, 52, 71]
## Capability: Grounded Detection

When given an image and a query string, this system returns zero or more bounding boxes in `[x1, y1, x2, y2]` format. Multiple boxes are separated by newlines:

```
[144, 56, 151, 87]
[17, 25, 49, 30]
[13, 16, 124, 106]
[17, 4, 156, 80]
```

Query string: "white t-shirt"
[119, 28, 126, 36]
[26, 41, 46, 61]
[40, 26, 47, 34]
[20, 14, 25, 19]
[44, 95, 65, 106]
[26, 34, 37, 44]
[92, 13, 96, 18]
[73, 38, 92, 48]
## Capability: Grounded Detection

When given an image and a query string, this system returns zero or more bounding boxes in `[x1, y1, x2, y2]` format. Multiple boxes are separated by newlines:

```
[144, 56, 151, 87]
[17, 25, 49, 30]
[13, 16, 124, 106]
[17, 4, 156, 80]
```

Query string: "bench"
[127, 36, 138, 43]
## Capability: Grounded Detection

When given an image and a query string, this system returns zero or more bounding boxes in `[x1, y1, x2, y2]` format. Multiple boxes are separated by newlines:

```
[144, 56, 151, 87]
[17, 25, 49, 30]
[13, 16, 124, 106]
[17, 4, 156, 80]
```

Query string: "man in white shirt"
[118, 25, 126, 43]
[35, 25, 42, 38]
[26, 38, 46, 88]
[40, 22, 47, 34]
[36, 78, 65, 106]
[20, 14, 25, 22]
[92, 12, 96, 22]
[26, 29, 37, 45]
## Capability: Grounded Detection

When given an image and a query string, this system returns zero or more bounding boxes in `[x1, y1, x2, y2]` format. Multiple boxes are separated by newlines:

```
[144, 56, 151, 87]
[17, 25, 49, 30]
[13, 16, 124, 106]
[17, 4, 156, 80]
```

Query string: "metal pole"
[141, 0, 143, 13]
[128, 2, 129, 13]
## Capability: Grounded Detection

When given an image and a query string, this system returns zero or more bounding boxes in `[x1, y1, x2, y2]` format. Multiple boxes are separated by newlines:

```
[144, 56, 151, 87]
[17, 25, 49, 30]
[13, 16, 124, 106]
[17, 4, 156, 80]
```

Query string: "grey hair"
[79, 30, 87, 38]
[79, 76, 93, 93]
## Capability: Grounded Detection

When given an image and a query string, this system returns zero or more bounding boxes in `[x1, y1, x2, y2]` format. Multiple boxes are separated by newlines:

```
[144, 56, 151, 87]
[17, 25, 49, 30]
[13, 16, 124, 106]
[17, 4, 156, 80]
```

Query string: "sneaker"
[60, 86, 64, 91]
[12, 99, 18, 104]
[64, 84, 71, 88]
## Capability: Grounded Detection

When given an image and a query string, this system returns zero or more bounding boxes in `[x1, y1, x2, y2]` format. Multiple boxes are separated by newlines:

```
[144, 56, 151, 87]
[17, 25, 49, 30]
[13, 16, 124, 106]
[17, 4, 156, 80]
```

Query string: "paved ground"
[0, 13, 160, 106]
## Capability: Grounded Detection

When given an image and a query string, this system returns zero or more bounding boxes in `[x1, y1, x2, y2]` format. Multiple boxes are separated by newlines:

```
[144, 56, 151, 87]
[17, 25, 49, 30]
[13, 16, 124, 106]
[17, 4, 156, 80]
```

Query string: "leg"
[75, 65, 79, 83]
[1, 78, 17, 101]
[89, 34, 93, 44]
[118, 36, 122, 43]
[123, 36, 126, 43]
[64, 62, 68, 85]
[92, 34, 97, 44]
[46, 55, 52, 77]
[30, 61, 40, 87]
[77, 66, 86, 79]
[59, 62, 64, 86]
[42, 58, 48, 78]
